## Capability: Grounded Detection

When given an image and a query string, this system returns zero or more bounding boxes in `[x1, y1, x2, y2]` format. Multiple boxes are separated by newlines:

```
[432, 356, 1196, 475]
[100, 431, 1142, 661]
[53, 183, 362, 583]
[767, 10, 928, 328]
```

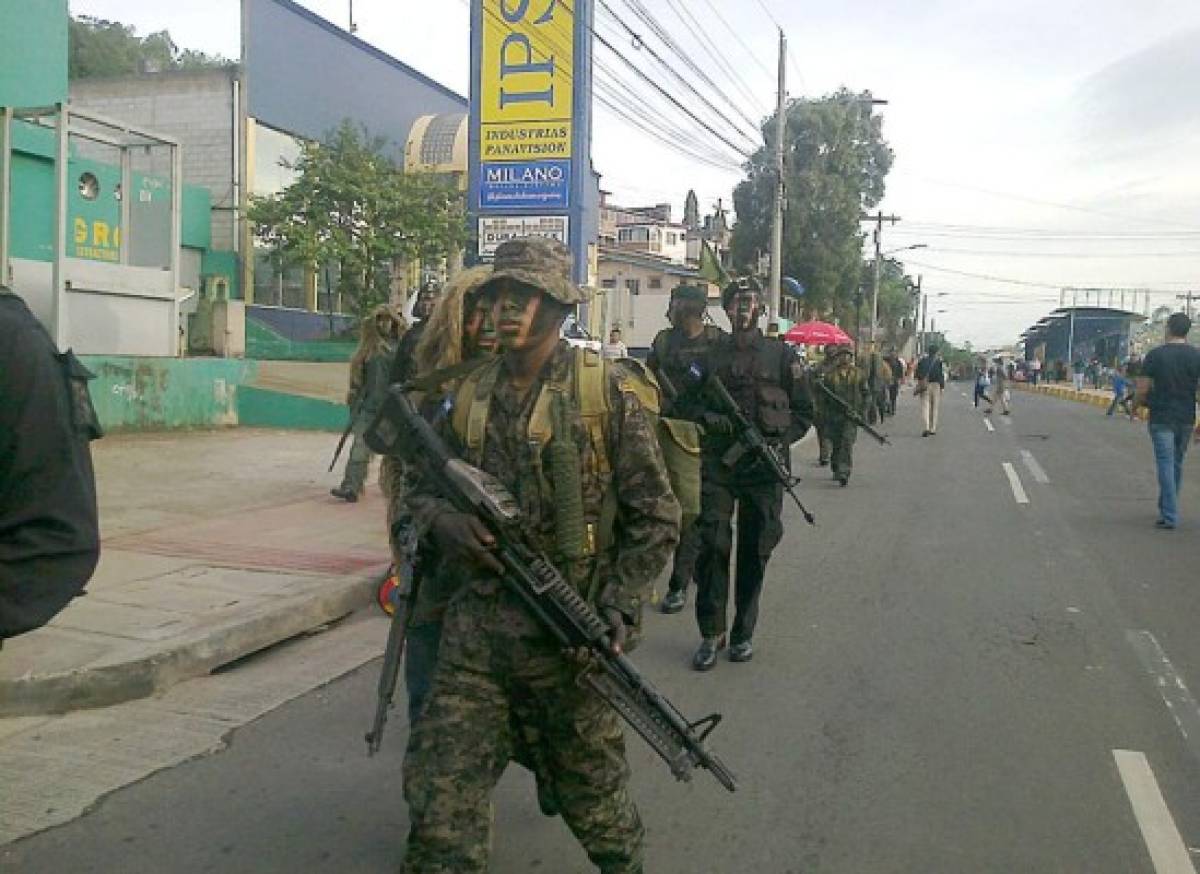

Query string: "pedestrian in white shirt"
[602, 328, 629, 359]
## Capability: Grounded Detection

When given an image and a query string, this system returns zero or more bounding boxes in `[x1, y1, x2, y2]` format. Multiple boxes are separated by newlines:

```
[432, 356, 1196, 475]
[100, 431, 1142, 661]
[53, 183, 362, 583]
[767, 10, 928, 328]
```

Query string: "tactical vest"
[717, 334, 796, 443]
[448, 347, 699, 565]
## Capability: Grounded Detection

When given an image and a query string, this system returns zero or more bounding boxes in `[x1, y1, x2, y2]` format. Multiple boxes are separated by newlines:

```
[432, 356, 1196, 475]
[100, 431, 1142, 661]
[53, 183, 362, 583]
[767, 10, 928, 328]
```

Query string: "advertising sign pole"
[468, 0, 594, 285]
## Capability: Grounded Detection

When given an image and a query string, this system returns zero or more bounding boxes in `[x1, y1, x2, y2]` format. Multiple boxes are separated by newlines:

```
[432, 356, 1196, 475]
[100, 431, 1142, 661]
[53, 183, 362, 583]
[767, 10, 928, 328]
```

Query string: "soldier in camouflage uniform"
[331, 303, 404, 501]
[379, 265, 497, 723]
[400, 238, 680, 874]
[813, 345, 836, 466]
[692, 278, 813, 670]
[646, 283, 725, 615]
[815, 344, 870, 486]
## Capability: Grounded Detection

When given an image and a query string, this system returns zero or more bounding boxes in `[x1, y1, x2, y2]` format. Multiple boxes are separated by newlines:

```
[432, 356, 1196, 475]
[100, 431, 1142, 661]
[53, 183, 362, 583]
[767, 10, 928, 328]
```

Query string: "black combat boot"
[660, 588, 686, 614]
[330, 486, 358, 503]
[692, 635, 726, 671]
[729, 640, 754, 662]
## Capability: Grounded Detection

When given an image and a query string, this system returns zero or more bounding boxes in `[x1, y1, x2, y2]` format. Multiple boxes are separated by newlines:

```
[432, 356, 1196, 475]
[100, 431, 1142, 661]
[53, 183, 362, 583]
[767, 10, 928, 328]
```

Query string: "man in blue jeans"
[1135, 313, 1200, 529]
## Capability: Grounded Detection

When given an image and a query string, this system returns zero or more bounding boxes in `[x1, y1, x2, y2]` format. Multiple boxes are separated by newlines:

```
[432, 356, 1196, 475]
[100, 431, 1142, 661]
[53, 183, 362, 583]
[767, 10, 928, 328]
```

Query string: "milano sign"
[469, 0, 594, 283]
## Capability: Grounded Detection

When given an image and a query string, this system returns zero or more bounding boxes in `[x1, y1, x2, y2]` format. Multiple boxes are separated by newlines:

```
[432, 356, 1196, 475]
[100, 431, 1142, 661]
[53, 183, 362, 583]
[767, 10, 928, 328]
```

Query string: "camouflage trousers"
[338, 427, 373, 495]
[401, 586, 644, 874]
[828, 417, 857, 479]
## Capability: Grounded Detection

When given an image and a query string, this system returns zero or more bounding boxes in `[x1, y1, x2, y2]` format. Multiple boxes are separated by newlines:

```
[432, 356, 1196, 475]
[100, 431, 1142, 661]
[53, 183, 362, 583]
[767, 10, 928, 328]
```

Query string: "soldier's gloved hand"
[602, 607, 629, 654]
[701, 412, 734, 436]
[430, 512, 503, 574]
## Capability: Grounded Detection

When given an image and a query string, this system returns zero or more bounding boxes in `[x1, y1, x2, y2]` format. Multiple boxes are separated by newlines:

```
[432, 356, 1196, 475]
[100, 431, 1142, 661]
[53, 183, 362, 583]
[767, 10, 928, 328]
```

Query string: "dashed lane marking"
[1020, 449, 1050, 484]
[1002, 462, 1029, 504]
[1113, 750, 1197, 874]
[983, 418, 995, 432]
[1127, 630, 1200, 767]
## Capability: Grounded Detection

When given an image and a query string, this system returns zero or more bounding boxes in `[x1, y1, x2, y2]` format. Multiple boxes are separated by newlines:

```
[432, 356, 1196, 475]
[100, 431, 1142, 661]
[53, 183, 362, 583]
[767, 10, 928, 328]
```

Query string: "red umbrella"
[783, 321, 852, 346]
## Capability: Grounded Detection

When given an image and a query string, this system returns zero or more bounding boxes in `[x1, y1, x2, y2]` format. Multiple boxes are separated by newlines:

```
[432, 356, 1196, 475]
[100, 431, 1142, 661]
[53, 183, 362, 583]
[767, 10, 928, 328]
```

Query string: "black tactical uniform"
[0, 292, 101, 641]
[693, 324, 812, 666]
[647, 315, 725, 610]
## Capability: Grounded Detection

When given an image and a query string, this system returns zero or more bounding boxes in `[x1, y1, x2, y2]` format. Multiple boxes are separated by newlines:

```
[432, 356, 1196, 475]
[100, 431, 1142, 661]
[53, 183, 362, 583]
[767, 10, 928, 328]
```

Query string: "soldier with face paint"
[647, 284, 726, 614]
[691, 277, 813, 670]
[399, 238, 680, 874]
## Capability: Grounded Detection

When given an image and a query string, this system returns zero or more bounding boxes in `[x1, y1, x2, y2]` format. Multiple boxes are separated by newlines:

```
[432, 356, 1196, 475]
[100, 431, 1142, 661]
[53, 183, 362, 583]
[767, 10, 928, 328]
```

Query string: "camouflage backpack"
[449, 347, 699, 560]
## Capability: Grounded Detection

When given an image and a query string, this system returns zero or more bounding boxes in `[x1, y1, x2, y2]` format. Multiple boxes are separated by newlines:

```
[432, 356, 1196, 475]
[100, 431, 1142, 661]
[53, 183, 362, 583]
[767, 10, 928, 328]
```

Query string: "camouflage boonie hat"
[671, 284, 708, 305]
[483, 237, 589, 305]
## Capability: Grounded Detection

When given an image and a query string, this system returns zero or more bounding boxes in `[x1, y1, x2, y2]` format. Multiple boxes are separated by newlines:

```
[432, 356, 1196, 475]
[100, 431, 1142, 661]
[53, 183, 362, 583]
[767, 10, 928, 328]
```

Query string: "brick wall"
[71, 70, 239, 252]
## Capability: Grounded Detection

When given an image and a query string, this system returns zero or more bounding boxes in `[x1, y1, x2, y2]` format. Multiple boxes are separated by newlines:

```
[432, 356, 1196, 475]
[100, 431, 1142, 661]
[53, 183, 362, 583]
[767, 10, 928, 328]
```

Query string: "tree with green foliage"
[248, 121, 466, 319]
[69, 15, 229, 80]
[731, 89, 902, 332]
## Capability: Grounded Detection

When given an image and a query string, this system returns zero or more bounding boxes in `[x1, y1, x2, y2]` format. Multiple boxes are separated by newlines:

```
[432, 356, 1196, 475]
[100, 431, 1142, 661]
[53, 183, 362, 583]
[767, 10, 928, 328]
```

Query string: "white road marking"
[1113, 750, 1197, 874]
[983, 418, 995, 432]
[1002, 462, 1029, 504]
[1127, 630, 1200, 765]
[1020, 449, 1050, 484]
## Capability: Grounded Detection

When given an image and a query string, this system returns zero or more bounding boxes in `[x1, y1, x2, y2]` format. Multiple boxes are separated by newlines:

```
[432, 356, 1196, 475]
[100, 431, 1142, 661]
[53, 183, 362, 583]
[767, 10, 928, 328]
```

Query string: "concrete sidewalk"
[0, 429, 390, 717]
[1015, 380, 1149, 419]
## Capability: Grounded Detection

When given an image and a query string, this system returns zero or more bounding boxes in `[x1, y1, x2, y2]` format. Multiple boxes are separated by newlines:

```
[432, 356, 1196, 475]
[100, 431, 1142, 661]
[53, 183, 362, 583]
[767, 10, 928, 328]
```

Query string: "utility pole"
[349, 0, 358, 33]
[1176, 292, 1200, 318]
[767, 28, 786, 328]
[864, 210, 901, 344]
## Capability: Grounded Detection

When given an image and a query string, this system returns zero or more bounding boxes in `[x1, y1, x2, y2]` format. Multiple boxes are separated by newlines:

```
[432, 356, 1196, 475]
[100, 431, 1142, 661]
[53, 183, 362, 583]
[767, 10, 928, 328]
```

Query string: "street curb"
[1013, 382, 1149, 420]
[0, 568, 384, 718]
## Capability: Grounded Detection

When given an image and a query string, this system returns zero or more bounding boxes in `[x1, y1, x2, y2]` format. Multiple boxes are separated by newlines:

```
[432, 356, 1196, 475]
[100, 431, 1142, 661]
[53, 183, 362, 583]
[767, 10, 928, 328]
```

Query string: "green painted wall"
[201, 249, 240, 298]
[82, 356, 257, 431]
[246, 317, 355, 362]
[0, 2, 68, 108]
[236, 386, 348, 432]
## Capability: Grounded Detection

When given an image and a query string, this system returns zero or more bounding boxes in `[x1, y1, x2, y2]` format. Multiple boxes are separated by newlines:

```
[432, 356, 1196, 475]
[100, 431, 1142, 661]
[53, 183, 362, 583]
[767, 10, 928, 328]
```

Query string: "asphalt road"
[7, 385, 1200, 873]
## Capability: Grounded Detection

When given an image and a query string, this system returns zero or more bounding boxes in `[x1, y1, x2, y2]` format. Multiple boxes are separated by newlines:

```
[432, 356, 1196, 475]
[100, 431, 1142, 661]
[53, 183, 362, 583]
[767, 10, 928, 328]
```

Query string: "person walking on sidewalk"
[1134, 312, 1200, 530]
[915, 343, 946, 436]
[331, 304, 404, 502]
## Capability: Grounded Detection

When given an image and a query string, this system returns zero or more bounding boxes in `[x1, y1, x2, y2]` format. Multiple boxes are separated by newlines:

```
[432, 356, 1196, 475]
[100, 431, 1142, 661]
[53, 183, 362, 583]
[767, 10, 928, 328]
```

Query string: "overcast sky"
[72, 0, 1200, 348]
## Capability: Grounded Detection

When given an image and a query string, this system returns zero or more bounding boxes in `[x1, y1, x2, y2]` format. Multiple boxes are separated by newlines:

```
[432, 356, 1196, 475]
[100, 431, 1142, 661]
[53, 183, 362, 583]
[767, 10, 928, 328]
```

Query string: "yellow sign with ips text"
[480, 0, 573, 162]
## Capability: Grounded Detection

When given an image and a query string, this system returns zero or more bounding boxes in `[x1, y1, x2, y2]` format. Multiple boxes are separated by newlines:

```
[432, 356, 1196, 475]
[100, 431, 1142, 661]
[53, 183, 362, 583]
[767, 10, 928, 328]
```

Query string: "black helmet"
[721, 276, 763, 309]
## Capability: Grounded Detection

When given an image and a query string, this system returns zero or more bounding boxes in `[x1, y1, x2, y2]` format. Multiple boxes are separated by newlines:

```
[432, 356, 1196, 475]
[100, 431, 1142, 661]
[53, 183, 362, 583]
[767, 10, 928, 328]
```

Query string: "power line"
[696, 0, 775, 82]
[618, 0, 767, 131]
[909, 174, 1200, 232]
[659, 0, 769, 119]
[925, 246, 1200, 258]
[906, 258, 1194, 295]
[588, 18, 756, 160]
[472, 0, 748, 170]
[595, 0, 762, 148]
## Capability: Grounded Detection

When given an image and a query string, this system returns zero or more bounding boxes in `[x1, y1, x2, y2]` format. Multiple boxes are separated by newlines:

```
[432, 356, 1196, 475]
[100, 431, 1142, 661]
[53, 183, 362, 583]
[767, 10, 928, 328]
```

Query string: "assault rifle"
[365, 388, 737, 792]
[701, 373, 816, 527]
[328, 397, 363, 472]
[813, 379, 891, 446]
[364, 531, 418, 756]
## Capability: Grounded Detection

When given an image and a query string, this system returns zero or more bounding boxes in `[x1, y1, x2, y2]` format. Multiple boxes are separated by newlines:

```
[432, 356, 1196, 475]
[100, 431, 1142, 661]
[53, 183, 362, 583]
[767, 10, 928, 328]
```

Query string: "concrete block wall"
[71, 70, 239, 252]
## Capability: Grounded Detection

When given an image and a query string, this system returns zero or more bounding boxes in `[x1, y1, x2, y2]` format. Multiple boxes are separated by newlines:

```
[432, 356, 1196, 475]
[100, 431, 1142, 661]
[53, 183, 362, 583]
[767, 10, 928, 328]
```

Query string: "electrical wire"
[595, 0, 762, 148]
[617, 0, 767, 130]
[696, 0, 775, 82]
[659, 0, 769, 119]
